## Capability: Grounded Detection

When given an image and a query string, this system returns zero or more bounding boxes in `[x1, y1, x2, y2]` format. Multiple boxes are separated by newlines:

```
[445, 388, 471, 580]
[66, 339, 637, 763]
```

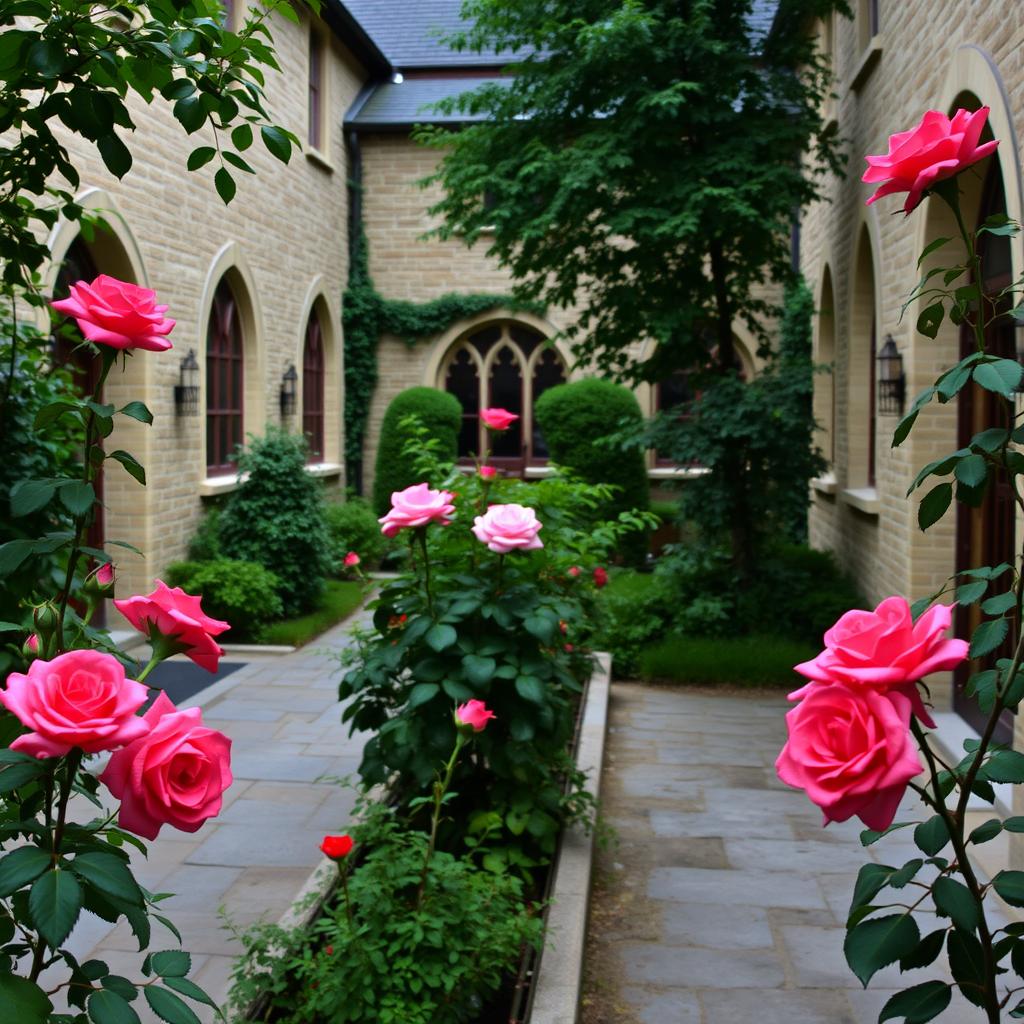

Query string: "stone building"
[800, 0, 1024, 741]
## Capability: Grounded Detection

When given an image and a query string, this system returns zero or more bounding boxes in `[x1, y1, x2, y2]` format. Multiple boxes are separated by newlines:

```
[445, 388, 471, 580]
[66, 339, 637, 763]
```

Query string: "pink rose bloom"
[455, 699, 496, 732]
[863, 107, 999, 214]
[792, 597, 967, 726]
[114, 580, 229, 673]
[472, 503, 544, 553]
[568, 566, 581, 578]
[51, 275, 176, 352]
[96, 562, 114, 586]
[0, 650, 149, 758]
[776, 684, 922, 831]
[593, 567, 608, 588]
[480, 408, 519, 431]
[378, 483, 456, 538]
[479, 465, 497, 479]
[343, 552, 360, 567]
[100, 692, 232, 840]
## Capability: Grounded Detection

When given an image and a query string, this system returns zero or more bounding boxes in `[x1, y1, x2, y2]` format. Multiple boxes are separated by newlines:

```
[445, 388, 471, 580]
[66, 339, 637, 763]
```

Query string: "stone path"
[582, 683, 1008, 1024]
[57, 614, 370, 1020]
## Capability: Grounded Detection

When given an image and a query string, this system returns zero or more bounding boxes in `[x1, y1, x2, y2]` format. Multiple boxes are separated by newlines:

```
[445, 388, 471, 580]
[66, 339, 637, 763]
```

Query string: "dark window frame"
[206, 280, 244, 475]
[303, 314, 325, 462]
[308, 28, 324, 150]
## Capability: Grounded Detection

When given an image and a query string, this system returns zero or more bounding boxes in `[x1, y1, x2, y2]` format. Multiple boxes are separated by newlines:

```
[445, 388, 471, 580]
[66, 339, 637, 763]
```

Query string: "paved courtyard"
[583, 683, 1005, 1024]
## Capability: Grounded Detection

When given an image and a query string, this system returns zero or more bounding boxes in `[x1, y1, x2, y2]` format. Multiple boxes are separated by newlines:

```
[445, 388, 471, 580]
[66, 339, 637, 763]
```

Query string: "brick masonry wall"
[44, 5, 364, 599]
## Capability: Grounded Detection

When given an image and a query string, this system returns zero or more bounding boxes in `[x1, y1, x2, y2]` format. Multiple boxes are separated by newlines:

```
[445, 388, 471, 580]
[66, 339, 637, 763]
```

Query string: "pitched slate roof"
[347, 75, 509, 129]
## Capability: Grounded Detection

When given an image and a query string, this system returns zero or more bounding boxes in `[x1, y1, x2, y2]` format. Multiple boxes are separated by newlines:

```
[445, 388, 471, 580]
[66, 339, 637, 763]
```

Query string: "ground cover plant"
[776, 107, 1024, 1022]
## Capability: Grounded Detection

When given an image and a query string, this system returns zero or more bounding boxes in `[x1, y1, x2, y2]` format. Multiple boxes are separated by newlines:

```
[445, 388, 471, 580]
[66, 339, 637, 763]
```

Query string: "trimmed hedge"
[372, 387, 462, 516]
[534, 378, 649, 562]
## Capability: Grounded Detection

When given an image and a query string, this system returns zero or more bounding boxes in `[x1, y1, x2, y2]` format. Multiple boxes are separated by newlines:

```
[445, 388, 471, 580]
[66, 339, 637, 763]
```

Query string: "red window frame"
[308, 29, 323, 150]
[303, 315, 325, 462]
[206, 281, 244, 475]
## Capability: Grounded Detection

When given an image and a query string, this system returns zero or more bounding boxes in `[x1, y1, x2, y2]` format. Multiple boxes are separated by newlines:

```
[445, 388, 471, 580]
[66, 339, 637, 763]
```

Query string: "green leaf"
[970, 617, 1008, 659]
[948, 929, 986, 1007]
[523, 615, 556, 644]
[100, 975, 137, 1000]
[983, 750, 1024, 784]
[119, 401, 153, 425]
[0, 976, 53, 1024]
[888, 859, 923, 889]
[224, 151, 255, 174]
[993, 870, 1024, 907]
[173, 95, 206, 134]
[98, 133, 132, 178]
[932, 876, 980, 933]
[848, 863, 895, 918]
[162, 977, 217, 1008]
[955, 580, 988, 605]
[70, 853, 143, 906]
[0, 754, 47, 793]
[231, 123, 253, 151]
[441, 678, 474, 701]
[29, 867, 83, 948]
[899, 929, 947, 971]
[515, 675, 546, 704]
[88, 988, 141, 1024]
[10, 478, 56, 516]
[844, 913, 920, 986]
[214, 167, 236, 204]
[917, 301, 944, 339]
[186, 147, 216, 171]
[974, 359, 1022, 398]
[58, 480, 95, 517]
[406, 683, 439, 709]
[860, 822, 913, 846]
[981, 591, 1016, 615]
[918, 483, 952, 531]
[150, 950, 191, 978]
[144, 985, 202, 1024]
[1004, 817, 1024, 833]
[968, 818, 1003, 845]
[0, 846, 52, 897]
[914, 815, 950, 856]
[917, 236, 953, 267]
[107, 450, 146, 486]
[892, 408, 920, 447]
[462, 654, 496, 685]
[260, 124, 292, 163]
[954, 454, 987, 488]
[879, 981, 952, 1023]
[425, 623, 457, 652]
[33, 400, 78, 430]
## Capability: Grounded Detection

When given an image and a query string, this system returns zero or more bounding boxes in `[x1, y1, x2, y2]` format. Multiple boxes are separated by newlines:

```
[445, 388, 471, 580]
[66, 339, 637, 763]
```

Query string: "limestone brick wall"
[42, 5, 365, 599]
[802, 0, 1024, 611]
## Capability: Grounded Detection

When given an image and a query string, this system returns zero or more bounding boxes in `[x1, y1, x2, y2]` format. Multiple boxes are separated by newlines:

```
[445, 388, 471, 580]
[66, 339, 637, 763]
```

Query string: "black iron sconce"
[877, 334, 905, 415]
[280, 364, 298, 417]
[174, 349, 199, 416]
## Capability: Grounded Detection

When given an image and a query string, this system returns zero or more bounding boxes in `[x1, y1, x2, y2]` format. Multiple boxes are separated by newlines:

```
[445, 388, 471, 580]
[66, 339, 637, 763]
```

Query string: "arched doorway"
[440, 322, 567, 473]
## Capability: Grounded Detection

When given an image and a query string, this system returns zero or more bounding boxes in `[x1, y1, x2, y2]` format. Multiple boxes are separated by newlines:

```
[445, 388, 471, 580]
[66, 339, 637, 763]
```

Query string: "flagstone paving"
[55, 613, 372, 1021]
[582, 683, 1010, 1024]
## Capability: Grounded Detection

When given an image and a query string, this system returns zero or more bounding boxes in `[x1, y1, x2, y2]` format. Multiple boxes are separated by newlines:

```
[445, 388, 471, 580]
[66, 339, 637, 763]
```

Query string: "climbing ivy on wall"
[342, 228, 545, 491]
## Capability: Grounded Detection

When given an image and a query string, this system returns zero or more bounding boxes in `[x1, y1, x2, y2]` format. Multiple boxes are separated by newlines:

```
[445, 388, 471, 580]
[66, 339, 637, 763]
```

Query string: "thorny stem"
[416, 732, 466, 909]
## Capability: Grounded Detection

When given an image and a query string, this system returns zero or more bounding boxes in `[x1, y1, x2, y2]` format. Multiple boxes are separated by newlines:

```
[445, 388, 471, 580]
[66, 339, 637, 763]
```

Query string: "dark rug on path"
[144, 660, 245, 708]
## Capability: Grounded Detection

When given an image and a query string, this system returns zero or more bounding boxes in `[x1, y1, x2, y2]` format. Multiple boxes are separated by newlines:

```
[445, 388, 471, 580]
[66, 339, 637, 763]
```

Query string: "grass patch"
[261, 580, 365, 648]
[639, 634, 815, 688]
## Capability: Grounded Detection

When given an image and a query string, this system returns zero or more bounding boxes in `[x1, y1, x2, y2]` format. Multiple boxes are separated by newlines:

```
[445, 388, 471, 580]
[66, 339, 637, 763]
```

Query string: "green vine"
[342, 228, 544, 491]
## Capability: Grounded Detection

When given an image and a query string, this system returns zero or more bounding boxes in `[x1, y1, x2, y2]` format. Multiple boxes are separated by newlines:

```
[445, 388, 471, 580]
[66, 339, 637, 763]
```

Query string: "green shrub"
[595, 570, 675, 677]
[534, 378, 650, 563]
[325, 498, 390, 569]
[163, 559, 283, 641]
[372, 387, 461, 516]
[639, 634, 816, 687]
[261, 581, 364, 647]
[187, 507, 222, 562]
[218, 428, 332, 616]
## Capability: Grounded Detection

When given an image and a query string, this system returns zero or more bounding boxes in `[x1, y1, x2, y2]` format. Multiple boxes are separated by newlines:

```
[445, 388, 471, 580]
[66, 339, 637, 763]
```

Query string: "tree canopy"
[423, 0, 847, 381]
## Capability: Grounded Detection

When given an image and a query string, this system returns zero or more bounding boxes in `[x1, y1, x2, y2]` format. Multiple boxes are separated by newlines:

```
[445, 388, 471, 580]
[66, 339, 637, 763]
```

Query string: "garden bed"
[230, 652, 612, 1024]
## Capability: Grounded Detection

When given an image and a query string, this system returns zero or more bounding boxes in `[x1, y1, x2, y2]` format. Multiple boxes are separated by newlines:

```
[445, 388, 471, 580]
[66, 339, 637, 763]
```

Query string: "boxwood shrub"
[372, 387, 461, 516]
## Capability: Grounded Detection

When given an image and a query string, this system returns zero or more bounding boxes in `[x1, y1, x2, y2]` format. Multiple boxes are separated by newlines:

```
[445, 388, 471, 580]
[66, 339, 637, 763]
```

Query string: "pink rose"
[51, 275, 176, 352]
[593, 566, 608, 589]
[568, 566, 581, 578]
[863, 107, 999, 214]
[344, 552, 361, 567]
[100, 692, 232, 840]
[114, 580, 229, 673]
[472, 503, 544, 553]
[480, 408, 519, 431]
[84, 562, 115, 597]
[378, 483, 456, 538]
[0, 650, 149, 758]
[455, 699, 496, 732]
[25, 634, 38, 653]
[479, 465, 497, 479]
[776, 684, 922, 831]
[792, 597, 967, 726]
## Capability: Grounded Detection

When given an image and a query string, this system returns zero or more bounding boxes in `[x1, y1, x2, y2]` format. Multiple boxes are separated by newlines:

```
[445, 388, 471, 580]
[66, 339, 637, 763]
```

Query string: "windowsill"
[305, 146, 334, 173]
[649, 466, 711, 480]
[306, 461, 342, 478]
[849, 35, 882, 92]
[841, 486, 881, 516]
[201, 462, 341, 496]
[811, 472, 837, 496]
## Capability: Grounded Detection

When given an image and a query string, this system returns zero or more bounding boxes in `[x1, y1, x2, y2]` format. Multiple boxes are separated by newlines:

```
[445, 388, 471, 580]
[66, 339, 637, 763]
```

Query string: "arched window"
[441, 322, 566, 471]
[206, 279, 244, 475]
[849, 228, 877, 489]
[303, 313, 325, 462]
[815, 266, 837, 466]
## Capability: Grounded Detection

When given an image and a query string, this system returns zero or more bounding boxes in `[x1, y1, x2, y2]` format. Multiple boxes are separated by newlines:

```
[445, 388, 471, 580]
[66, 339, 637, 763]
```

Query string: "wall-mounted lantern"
[280, 364, 298, 417]
[174, 349, 200, 416]
[877, 334, 905, 415]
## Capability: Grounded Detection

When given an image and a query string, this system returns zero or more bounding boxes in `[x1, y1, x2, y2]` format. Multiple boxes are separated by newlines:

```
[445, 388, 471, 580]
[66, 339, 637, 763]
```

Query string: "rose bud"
[343, 552, 361, 568]
[455, 699, 496, 733]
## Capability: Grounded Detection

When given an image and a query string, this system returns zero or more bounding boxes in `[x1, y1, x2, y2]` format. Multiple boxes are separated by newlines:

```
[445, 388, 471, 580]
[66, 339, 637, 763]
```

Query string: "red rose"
[593, 567, 608, 588]
[321, 834, 354, 860]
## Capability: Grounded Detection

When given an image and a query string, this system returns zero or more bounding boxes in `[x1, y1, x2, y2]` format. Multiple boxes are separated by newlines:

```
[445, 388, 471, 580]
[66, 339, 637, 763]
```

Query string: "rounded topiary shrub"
[372, 387, 461, 516]
[534, 378, 650, 562]
[217, 428, 331, 616]
[325, 497, 392, 570]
